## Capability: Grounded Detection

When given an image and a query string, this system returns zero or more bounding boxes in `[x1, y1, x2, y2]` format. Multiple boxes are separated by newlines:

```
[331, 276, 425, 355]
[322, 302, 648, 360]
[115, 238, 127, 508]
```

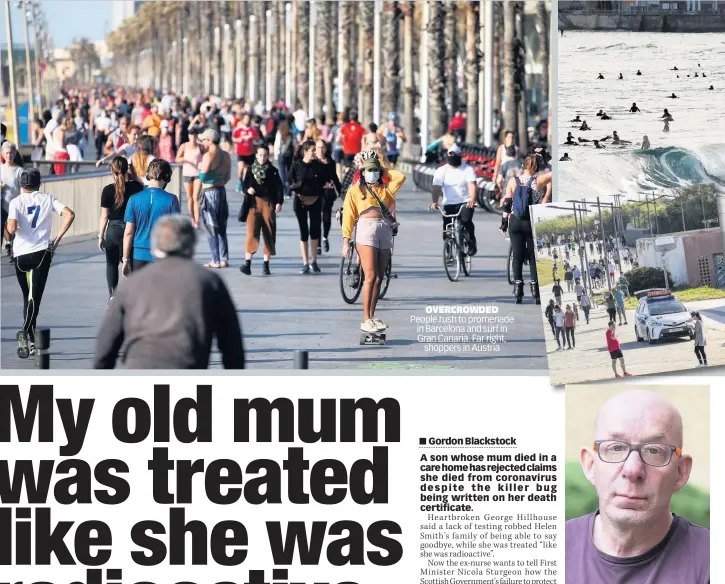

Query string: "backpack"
[512, 176, 535, 220]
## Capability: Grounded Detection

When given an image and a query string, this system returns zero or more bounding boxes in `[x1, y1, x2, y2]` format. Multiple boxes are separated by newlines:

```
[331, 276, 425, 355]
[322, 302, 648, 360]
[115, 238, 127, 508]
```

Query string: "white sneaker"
[361, 319, 378, 333]
[372, 317, 388, 331]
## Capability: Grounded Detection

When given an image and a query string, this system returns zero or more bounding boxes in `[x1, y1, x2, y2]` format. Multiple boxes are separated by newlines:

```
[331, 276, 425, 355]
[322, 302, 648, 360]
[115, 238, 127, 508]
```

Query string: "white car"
[634, 289, 695, 344]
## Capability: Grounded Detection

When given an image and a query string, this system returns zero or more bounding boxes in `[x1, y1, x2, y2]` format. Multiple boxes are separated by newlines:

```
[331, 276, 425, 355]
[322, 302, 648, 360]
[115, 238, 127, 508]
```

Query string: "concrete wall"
[682, 230, 723, 287]
[46, 170, 184, 239]
[560, 11, 725, 31]
[637, 236, 688, 286]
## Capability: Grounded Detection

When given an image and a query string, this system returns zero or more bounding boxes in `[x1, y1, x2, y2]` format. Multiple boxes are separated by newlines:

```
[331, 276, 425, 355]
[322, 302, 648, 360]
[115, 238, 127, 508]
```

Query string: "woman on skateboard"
[342, 151, 405, 334]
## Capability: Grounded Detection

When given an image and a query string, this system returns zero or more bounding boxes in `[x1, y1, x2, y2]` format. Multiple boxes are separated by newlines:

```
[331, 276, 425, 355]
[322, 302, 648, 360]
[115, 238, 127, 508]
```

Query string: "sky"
[1, 0, 114, 50]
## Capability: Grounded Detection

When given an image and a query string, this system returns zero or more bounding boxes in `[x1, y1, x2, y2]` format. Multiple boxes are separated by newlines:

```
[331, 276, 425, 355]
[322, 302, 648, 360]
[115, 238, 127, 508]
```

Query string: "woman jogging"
[197, 128, 232, 268]
[692, 311, 708, 366]
[4, 168, 75, 359]
[316, 139, 342, 254]
[175, 128, 203, 224]
[342, 151, 405, 334]
[98, 157, 143, 306]
[502, 153, 552, 304]
[288, 140, 338, 273]
[240, 145, 283, 275]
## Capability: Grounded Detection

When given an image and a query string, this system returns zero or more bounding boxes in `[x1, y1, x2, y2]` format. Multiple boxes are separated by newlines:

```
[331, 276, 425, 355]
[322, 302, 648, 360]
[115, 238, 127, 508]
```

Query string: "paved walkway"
[1, 172, 547, 370]
[537, 244, 725, 384]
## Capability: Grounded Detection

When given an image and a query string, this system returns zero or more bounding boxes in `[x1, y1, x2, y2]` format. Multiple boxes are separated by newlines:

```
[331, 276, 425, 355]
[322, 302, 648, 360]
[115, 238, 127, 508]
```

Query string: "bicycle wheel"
[339, 245, 363, 304]
[507, 243, 514, 285]
[379, 256, 392, 299]
[444, 237, 461, 282]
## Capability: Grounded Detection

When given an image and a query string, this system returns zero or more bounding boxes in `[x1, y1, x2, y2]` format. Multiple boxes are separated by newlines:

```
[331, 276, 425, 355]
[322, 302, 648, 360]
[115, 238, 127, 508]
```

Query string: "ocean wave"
[558, 146, 725, 200]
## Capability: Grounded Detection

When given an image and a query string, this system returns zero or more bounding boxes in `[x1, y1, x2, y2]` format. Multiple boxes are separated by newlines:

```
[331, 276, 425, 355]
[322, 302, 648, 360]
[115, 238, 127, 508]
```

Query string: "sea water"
[557, 31, 725, 200]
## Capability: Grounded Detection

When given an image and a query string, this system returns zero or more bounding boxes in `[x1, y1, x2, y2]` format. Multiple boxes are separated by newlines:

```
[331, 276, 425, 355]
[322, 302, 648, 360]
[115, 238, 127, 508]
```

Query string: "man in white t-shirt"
[429, 145, 478, 255]
[4, 168, 75, 359]
[1, 141, 23, 255]
[94, 110, 112, 159]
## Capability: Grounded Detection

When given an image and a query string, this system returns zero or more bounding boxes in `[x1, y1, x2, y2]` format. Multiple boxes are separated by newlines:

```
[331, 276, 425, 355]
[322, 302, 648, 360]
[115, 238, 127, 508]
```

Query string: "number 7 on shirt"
[27, 205, 40, 228]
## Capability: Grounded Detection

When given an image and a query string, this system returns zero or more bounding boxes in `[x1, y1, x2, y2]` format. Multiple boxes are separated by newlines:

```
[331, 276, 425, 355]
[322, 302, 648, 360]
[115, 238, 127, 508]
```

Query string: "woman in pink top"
[157, 120, 175, 163]
[175, 128, 204, 224]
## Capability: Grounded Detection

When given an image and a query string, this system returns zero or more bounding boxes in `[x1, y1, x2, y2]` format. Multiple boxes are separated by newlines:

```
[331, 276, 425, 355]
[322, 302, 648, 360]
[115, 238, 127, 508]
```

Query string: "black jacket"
[242, 163, 283, 207]
[288, 159, 339, 199]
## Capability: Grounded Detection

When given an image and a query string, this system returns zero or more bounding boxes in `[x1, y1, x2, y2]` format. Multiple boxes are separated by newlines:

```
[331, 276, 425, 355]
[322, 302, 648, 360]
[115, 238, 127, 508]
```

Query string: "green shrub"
[565, 460, 709, 528]
[625, 266, 673, 293]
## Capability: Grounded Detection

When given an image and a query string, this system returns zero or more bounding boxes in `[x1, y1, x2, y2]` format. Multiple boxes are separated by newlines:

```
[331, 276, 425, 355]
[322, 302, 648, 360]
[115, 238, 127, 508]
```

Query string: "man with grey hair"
[94, 214, 244, 369]
[566, 390, 709, 583]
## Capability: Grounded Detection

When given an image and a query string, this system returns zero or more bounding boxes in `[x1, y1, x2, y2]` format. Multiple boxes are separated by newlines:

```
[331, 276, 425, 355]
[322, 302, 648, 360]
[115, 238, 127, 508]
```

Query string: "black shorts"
[343, 153, 357, 165]
[183, 175, 198, 184]
[388, 153, 399, 165]
[610, 349, 623, 360]
[332, 150, 343, 164]
[238, 154, 255, 165]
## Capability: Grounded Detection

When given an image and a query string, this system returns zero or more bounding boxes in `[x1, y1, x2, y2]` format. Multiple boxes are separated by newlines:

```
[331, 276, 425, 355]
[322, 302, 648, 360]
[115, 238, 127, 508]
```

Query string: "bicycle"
[439, 205, 474, 282]
[339, 219, 395, 304]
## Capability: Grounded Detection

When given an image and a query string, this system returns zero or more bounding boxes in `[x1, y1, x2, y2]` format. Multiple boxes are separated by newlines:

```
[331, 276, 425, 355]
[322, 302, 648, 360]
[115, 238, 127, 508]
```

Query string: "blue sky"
[1, 0, 114, 49]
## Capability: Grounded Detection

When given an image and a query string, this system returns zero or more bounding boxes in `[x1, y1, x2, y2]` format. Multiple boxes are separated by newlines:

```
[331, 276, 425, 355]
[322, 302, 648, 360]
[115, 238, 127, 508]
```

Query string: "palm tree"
[444, 0, 458, 117]
[502, 0, 516, 138]
[401, 1, 415, 158]
[428, 0, 446, 138]
[382, 1, 401, 118]
[515, 1, 528, 152]
[255, 1, 266, 102]
[464, 1, 479, 143]
[340, 1, 354, 112]
[493, 2, 502, 125]
[205, 1, 214, 94]
[296, 0, 309, 110]
[237, 1, 248, 100]
[536, 0, 550, 143]
[360, 0, 375, 124]
[317, 1, 334, 121]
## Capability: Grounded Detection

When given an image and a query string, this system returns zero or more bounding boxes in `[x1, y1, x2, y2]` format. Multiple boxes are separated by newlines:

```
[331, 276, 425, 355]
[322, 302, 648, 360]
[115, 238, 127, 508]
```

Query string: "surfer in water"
[577, 137, 591, 143]
[618, 73, 623, 80]
[641, 135, 650, 150]
[611, 131, 631, 145]
[600, 113, 612, 120]
[694, 72, 699, 78]
[593, 140, 605, 149]
[661, 109, 674, 121]
[564, 132, 577, 146]
[629, 103, 640, 113]
[596, 110, 605, 117]
[636, 70, 642, 76]
[667, 93, 678, 99]
[663, 120, 670, 133]
[672, 66, 678, 71]
[579, 120, 591, 131]
[571, 115, 581, 123]
[709, 85, 714, 90]
[702, 73, 707, 78]
[560, 153, 572, 162]
[597, 73, 604, 80]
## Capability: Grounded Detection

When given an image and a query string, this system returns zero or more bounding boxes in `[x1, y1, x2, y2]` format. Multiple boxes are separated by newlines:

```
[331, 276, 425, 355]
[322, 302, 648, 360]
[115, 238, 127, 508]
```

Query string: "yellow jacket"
[342, 169, 406, 239]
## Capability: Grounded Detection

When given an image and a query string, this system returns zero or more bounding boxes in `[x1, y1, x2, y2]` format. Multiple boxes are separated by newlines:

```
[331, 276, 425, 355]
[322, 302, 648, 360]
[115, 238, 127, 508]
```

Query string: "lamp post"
[249, 14, 257, 102]
[419, 0, 430, 161]
[266, 9, 273, 109]
[20, 0, 34, 134]
[337, 1, 344, 114]
[235, 20, 242, 98]
[483, 0, 494, 146]
[4, 0, 21, 144]
[182, 37, 189, 95]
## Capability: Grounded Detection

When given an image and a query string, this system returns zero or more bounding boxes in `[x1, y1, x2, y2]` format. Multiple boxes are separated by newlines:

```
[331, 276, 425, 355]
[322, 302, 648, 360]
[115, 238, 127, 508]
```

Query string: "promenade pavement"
[1, 171, 548, 370]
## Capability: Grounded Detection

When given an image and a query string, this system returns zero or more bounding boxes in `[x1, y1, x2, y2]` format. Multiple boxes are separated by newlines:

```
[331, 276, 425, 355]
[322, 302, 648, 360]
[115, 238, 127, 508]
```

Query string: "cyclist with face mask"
[429, 145, 477, 256]
[342, 151, 406, 334]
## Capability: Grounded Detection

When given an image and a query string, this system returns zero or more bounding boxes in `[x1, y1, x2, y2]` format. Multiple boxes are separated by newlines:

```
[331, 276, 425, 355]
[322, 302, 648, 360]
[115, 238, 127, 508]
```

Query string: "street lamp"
[4, 0, 20, 143]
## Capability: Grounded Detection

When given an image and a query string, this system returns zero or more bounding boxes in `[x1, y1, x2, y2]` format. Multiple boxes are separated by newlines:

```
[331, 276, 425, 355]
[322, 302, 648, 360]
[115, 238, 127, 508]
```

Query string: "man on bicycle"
[429, 145, 477, 255]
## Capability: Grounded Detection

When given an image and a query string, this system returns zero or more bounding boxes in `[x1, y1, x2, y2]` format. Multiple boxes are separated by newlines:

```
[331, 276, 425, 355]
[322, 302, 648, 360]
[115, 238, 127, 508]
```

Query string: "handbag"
[363, 182, 400, 235]
[238, 193, 253, 223]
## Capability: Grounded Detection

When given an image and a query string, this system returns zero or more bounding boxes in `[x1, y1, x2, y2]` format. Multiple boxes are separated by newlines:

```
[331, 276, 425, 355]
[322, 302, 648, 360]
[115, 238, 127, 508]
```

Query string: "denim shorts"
[356, 217, 393, 250]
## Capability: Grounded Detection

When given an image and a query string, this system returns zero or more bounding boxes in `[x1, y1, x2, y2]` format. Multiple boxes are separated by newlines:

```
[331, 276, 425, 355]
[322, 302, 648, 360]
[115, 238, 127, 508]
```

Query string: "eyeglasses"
[593, 440, 682, 467]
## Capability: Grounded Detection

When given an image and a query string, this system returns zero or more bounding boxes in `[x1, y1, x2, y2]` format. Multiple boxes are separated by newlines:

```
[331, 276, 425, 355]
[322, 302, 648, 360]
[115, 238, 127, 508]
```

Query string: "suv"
[634, 289, 695, 344]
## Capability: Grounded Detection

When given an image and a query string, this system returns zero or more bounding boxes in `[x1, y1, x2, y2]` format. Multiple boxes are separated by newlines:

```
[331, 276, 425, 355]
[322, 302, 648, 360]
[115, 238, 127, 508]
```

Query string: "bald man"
[566, 390, 709, 583]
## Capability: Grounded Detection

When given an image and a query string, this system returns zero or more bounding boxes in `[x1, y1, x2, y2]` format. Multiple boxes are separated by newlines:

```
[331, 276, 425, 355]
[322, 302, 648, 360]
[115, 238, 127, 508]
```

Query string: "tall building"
[111, 0, 144, 30]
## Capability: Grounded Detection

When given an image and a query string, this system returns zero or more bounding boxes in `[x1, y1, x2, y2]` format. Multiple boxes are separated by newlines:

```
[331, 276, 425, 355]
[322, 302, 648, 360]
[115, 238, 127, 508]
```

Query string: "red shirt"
[340, 122, 366, 155]
[606, 329, 620, 352]
[449, 115, 465, 132]
[233, 125, 260, 156]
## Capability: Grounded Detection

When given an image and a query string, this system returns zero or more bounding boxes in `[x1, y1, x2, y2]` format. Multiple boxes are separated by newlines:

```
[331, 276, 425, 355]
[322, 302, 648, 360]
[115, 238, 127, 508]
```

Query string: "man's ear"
[673, 454, 692, 493]
[581, 447, 596, 487]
